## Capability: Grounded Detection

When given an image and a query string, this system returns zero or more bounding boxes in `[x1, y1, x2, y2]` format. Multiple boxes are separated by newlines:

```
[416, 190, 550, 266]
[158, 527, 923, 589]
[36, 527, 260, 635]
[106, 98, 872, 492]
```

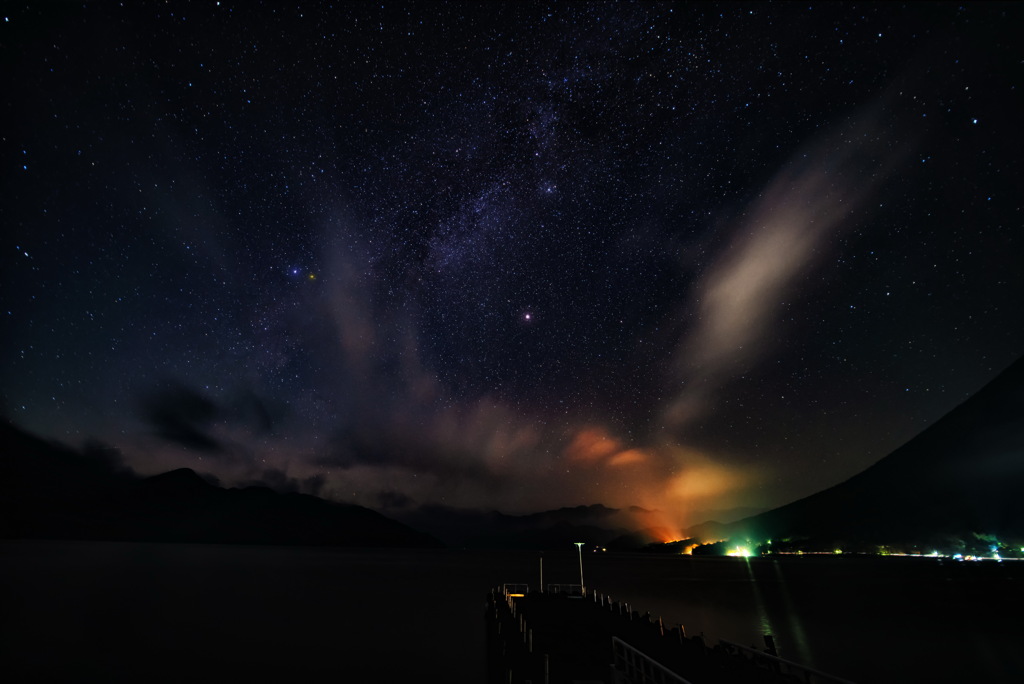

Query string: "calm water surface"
[2, 541, 1021, 682]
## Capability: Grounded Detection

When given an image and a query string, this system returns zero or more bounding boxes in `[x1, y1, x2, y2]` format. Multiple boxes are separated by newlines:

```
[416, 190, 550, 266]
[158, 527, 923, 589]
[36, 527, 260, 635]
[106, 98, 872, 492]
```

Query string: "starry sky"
[3, 2, 1021, 531]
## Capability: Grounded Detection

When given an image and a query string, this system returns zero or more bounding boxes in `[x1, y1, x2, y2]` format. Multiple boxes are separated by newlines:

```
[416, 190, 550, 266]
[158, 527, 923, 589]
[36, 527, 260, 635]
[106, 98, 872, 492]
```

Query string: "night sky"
[3, 2, 1021, 531]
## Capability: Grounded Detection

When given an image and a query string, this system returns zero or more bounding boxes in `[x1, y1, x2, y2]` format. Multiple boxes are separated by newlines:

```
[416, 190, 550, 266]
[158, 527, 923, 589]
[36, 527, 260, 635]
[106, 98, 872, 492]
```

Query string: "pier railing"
[612, 637, 693, 684]
[718, 640, 858, 684]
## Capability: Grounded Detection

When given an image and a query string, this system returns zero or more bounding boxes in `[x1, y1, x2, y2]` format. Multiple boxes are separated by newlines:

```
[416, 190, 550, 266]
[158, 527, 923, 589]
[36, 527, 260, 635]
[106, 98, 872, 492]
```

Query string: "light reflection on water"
[767, 558, 812, 668]
[742, 556, 776, 648]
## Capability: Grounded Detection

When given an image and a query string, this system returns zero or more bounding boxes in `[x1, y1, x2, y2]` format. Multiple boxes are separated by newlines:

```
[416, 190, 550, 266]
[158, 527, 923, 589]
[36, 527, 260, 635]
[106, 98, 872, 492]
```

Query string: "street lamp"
[574, 542, 585, 597]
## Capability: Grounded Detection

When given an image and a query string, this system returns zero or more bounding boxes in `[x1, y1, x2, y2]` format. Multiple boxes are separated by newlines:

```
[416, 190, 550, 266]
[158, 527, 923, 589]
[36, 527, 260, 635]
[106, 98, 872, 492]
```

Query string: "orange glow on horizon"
[596, 443, 757, 538]
[644, 526, 678, 544]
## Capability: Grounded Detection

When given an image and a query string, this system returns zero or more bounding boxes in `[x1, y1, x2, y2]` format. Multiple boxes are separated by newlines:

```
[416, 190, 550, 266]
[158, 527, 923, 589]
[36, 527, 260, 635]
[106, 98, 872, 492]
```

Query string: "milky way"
[3, 3, 1021, 528]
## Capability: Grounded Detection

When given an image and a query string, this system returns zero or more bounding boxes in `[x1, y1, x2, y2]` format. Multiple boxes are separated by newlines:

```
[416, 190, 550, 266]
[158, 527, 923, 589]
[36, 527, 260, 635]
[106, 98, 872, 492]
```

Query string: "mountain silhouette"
[396, 503, 662, 549]
[687, 356, 1024, 547]
[0, 421, 439, 548]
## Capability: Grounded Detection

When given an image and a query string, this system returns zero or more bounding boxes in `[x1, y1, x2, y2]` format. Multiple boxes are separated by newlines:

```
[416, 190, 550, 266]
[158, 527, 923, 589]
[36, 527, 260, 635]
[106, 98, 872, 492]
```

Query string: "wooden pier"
[485, 585, 855, 684]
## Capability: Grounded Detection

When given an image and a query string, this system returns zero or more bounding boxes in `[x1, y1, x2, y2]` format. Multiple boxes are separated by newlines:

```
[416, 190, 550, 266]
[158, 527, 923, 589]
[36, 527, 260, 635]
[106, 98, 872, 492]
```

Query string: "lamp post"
[574, 542, 585, 597]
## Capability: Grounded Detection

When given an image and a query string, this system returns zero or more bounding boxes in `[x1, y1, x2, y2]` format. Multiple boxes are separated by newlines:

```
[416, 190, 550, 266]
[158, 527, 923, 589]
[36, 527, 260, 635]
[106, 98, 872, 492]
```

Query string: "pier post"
[574, 542, 585, 597]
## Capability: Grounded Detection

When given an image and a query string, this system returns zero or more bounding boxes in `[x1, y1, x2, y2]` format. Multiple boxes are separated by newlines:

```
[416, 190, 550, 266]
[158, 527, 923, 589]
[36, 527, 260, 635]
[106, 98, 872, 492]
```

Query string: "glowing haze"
[3, 4, 1021, 533]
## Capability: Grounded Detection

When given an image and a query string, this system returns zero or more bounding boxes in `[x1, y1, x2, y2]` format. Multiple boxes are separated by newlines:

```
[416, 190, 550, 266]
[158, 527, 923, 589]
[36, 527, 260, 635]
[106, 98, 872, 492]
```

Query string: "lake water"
[2, 541, 1021, 682]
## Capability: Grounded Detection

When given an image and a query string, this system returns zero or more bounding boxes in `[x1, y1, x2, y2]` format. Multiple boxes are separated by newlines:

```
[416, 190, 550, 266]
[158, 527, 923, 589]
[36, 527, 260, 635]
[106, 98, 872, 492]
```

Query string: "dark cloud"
[242, 468, 326, 496]
[226, 389, 284, 435]
[79, 439, 130, 476]
[321, 424, 498, 483]
[376, 490, 414, 511]
[302, 474, 327, 497]
[138, 382, 287, 455]
[140, 383, 222, 452]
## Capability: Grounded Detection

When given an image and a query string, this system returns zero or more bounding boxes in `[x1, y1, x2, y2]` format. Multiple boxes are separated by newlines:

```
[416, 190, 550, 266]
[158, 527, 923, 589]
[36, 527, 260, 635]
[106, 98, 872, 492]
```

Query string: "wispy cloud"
[126, 99, 913, 527]
[664, 101, 911, 432]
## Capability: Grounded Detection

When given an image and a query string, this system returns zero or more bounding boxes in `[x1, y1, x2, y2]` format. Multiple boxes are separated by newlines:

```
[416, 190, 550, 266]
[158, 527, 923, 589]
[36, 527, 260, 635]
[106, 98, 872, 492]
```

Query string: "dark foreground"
[3, 542, 1022, 682]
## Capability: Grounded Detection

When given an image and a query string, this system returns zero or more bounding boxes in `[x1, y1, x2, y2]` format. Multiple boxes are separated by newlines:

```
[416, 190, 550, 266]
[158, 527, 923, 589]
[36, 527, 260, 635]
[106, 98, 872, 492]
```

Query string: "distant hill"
[396, 503, 664, 549]
[685, 356, 1024, 548]
[0, 421, 439, 548]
